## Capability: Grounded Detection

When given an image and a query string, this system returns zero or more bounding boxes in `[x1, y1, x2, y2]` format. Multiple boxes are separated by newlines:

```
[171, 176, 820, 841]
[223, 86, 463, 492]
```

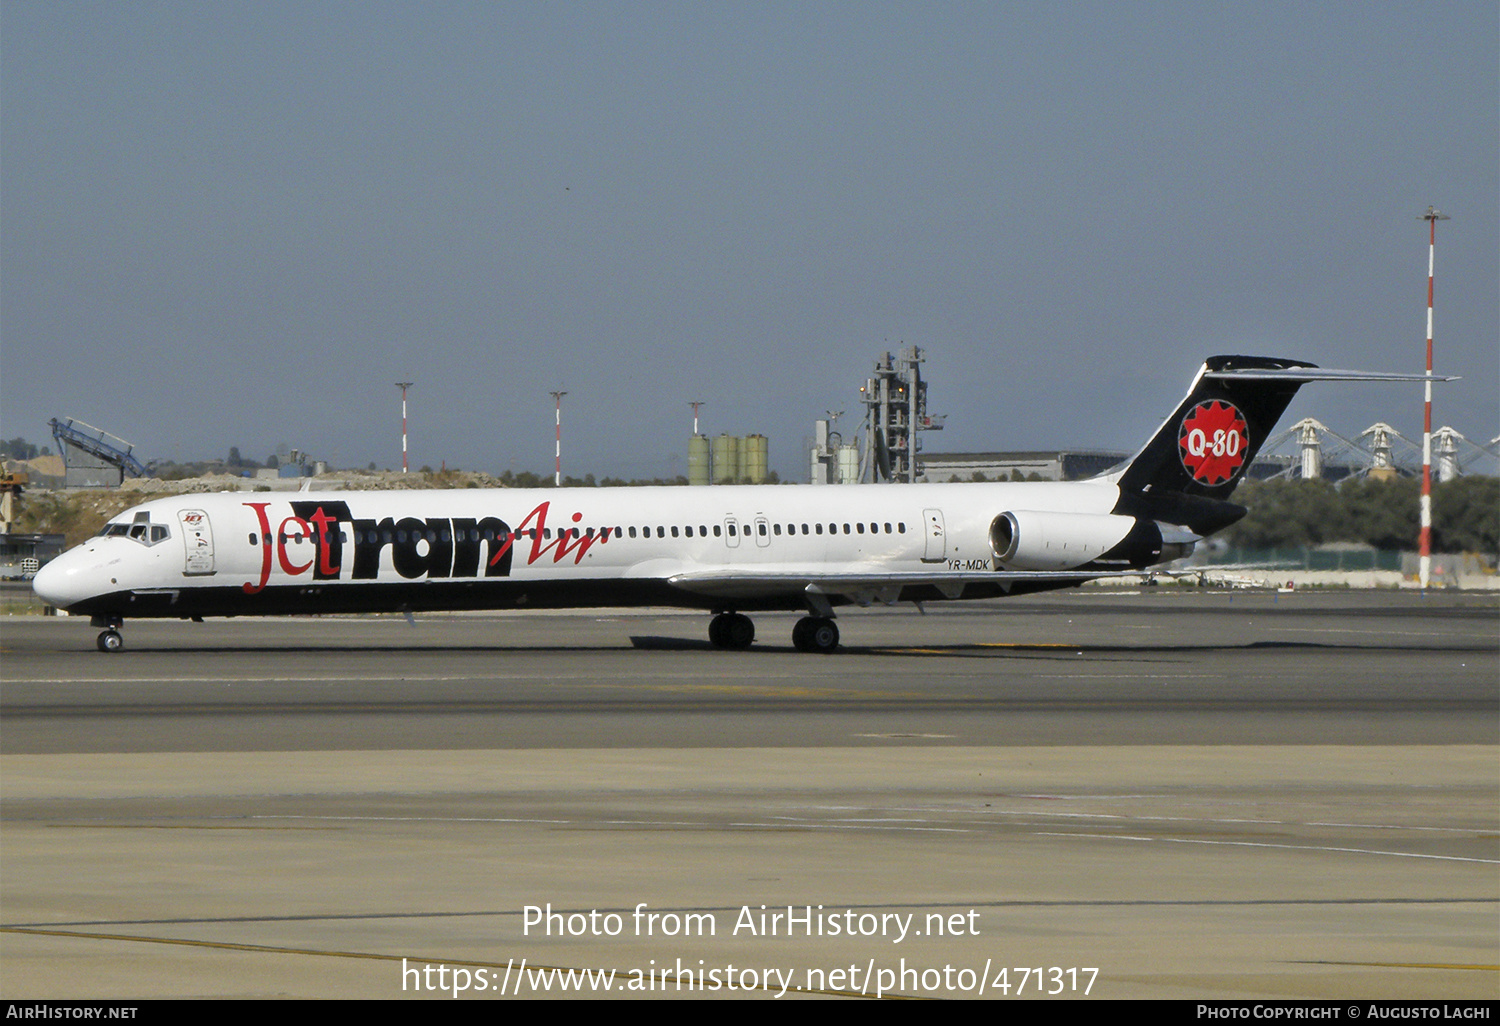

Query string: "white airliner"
[32, 356, 1438, 653]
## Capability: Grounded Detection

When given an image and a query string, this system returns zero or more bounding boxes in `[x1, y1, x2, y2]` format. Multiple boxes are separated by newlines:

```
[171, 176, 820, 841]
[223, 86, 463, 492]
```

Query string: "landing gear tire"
[96, 629, 124, 653]
[792, 616, 839, 654]
[708, 612, 755, 650]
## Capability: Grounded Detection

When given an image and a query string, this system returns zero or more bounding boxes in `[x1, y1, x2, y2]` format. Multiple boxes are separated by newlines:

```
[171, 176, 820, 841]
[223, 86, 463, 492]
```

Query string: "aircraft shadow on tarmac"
[42, 637, 1493, 660]
[623, 637, 1491, 661]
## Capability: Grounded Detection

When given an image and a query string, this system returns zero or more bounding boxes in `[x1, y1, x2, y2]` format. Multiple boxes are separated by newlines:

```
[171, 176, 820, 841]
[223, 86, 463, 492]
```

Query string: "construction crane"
[0, 469, 26, 533]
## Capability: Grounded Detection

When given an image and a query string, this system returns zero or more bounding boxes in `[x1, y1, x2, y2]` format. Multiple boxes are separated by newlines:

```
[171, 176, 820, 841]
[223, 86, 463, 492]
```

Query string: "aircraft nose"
[32, 547, 105, 610]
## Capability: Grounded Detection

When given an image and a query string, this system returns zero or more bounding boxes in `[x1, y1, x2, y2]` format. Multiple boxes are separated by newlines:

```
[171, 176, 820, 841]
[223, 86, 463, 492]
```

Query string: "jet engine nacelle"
[989, 510, 1196, 571]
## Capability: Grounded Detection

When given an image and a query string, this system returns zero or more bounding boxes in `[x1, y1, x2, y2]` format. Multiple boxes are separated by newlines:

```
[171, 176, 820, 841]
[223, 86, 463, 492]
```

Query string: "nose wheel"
[91, 616, 125, 653]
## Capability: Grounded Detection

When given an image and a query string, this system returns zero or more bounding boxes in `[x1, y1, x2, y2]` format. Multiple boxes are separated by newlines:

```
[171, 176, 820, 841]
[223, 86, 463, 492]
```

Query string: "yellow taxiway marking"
[1297, 959, 1498, 972]
[0, 925, 883, 998]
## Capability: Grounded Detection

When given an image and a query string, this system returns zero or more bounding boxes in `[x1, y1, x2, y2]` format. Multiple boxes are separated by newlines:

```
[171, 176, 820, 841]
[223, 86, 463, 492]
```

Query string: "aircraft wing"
[666, 567, 1153, 605]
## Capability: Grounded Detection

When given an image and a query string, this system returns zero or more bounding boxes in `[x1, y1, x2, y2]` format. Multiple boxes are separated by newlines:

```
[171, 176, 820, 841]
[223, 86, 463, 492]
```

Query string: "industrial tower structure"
[859, 346, 945, 483]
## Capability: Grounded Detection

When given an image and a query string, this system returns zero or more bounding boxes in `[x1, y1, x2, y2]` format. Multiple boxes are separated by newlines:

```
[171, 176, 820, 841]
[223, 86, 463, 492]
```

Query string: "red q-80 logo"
[1178, 400, 1249, 486]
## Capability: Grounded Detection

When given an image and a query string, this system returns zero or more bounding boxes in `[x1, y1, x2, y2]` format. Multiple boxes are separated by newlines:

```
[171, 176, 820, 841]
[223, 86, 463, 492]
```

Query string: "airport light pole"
[1418, 207, 1449, 592]
[550, 391, 567, 487]
[396, 382, 414, 473]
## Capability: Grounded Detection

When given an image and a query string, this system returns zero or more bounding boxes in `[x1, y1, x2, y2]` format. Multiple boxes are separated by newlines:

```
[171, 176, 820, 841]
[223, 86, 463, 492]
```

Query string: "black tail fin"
[1112, 355, 1315, 501]
[1107, 355, 1447, 536]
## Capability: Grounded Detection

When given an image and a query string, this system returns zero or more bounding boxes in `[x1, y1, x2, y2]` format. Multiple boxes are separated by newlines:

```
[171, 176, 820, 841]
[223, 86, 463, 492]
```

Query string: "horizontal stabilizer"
[1203, 368, 1458, 382]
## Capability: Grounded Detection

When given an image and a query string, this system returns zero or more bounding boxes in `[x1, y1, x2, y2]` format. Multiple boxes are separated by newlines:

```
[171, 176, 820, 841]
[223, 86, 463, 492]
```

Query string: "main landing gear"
[92, 615, 124, 653]
[707, 612, 755, 650]
[706, 612, 841, 654]
[791, 616, 840, 654]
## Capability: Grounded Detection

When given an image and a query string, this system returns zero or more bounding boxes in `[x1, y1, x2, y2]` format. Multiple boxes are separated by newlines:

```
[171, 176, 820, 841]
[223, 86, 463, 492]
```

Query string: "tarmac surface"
[1, 589, 1496, 1000]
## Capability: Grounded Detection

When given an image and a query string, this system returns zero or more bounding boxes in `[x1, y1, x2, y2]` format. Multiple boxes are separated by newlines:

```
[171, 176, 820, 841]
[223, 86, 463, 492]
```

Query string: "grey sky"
[3, 2, 1495, 479]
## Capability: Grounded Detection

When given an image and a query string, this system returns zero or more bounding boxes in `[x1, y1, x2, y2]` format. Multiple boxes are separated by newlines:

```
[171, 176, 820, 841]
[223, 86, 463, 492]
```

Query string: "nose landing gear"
[91, 615, 125, 653]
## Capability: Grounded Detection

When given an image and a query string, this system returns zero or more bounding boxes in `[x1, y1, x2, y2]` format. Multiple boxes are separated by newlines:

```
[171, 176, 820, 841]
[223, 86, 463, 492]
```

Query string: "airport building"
[917, 449, 1127, 483]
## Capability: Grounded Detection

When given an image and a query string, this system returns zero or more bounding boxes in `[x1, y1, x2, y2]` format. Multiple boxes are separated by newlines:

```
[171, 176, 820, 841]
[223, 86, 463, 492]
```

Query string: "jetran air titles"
[241, 499, 608, 594]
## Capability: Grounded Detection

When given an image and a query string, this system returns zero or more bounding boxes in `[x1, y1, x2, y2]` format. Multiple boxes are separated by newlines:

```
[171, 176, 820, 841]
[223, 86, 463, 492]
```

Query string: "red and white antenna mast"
[688, 400, 706, 435]
[1418, 206, 1449, 592]
[550, 391, 567, 487]
[395, 382, 414, 473]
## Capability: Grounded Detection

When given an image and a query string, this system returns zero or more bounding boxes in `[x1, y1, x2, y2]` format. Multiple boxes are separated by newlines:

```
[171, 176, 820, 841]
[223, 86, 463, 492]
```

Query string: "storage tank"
[837, 443, 860, 484]
[740, 434, 769, 484]
[688, 435, 711, 487]
[712, 434, 740, 484]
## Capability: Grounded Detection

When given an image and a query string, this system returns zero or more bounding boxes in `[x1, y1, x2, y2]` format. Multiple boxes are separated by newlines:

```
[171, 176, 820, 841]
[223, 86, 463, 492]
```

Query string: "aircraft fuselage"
[41, 480, 1120, 622]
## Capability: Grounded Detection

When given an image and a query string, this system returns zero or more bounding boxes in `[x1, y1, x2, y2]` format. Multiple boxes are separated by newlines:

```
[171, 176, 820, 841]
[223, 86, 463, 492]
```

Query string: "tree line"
[1223, 476, 1498, 553]
[1, 437, 51, 460]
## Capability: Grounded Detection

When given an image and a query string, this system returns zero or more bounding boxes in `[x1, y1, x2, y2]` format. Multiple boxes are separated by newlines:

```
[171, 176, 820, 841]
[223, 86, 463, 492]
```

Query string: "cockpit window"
[98, 519, 172, 546]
